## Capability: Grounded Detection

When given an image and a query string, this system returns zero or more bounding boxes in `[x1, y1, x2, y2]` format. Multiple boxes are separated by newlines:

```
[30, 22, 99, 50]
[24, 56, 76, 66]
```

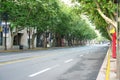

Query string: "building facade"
[0, 22, 37, 50]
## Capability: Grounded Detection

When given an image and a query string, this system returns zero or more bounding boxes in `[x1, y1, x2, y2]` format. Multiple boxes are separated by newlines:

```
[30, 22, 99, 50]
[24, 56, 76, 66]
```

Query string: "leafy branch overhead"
[77, 0, 117, 39]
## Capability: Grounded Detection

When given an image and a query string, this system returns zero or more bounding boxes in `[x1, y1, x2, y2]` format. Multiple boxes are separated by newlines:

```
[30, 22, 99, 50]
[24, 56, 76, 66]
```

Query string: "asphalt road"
[0, 44, 108, 80]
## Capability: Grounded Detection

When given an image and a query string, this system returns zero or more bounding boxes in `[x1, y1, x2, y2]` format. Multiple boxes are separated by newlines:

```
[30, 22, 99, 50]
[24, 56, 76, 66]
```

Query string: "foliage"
[0, 0, 97, 41]
[76, 0, 117, 39]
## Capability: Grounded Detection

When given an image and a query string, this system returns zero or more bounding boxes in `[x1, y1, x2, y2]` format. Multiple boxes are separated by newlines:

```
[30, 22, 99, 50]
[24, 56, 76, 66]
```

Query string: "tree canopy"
[0, 0, 97, 41]
[76, 0, 117, 39]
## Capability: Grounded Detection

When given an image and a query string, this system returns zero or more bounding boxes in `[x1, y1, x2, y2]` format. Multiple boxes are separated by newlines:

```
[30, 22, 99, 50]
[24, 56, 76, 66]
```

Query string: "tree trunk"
[55, 33, 60, 47]
[57, 33, 61, 47]
[73, 37, 74, 46]
[106, 26, 112, 40]
[52, 33, 56, 47]
[10, 27, 23, 49]
[43, 33, 47, 48]
[32, 34, 36, 49]
[10, 36, 14, 49]
[10, 32, 18, 49]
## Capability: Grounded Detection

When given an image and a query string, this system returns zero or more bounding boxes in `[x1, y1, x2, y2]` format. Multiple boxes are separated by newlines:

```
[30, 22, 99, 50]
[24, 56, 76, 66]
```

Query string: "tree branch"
[95, 1, 117, 28]
[106, 26, 112, 40]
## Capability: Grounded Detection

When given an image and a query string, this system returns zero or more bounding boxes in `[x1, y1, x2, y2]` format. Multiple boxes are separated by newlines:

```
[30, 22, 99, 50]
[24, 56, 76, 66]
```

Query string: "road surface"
[0, 44, 108, 80]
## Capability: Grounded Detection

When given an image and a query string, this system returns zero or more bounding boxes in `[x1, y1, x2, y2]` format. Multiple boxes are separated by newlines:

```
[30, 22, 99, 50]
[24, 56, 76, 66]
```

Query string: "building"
[0, 21, 37, 50]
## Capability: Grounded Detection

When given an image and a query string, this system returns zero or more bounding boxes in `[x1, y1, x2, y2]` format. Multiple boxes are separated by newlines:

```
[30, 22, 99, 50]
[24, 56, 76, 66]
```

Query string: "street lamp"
[2, 12, 8, 50]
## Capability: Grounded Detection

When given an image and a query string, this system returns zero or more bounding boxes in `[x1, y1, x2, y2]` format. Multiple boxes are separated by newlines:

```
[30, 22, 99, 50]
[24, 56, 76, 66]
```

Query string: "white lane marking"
[80, 55, 83, 57]
[29, 68, 51, 77]
[64, 59, 73, 63]
[29, 64, 60, 77]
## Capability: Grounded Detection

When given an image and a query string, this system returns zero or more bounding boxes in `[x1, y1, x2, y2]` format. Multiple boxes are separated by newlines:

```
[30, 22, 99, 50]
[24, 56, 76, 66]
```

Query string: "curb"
[0, 48, 47, 53]
[96, 47, 117, 80]
[96, 47, 109, 80]
[0, 46, 71, 53]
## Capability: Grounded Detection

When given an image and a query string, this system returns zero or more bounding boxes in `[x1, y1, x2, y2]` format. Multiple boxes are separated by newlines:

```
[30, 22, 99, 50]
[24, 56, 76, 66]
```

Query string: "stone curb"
[96, 47, 117, 80]
[0, 48, 47, 53]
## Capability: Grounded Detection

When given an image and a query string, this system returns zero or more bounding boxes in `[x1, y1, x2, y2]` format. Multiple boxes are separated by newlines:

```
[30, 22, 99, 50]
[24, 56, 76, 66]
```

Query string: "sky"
[61, 0, 72, 6]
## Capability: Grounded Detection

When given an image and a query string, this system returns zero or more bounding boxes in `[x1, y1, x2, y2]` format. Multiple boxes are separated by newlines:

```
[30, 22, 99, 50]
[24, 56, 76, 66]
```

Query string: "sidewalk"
[96, 47, 117, 80]
[0, 47, 47, 53]
[0, 46, 74, 53]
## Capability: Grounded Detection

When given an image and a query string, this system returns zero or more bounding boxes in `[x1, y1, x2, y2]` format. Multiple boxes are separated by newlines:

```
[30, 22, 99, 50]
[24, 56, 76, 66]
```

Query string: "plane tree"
[0, 0, 97, 48]
[76, 0, 117, 39]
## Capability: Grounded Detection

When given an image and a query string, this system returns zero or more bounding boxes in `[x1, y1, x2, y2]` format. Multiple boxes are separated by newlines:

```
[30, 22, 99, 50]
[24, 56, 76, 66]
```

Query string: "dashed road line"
[29, 64, 60, 77]
[64, 59, 73, 63]
[80, 55, 83, 57]
[29, 68, 51, 77]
